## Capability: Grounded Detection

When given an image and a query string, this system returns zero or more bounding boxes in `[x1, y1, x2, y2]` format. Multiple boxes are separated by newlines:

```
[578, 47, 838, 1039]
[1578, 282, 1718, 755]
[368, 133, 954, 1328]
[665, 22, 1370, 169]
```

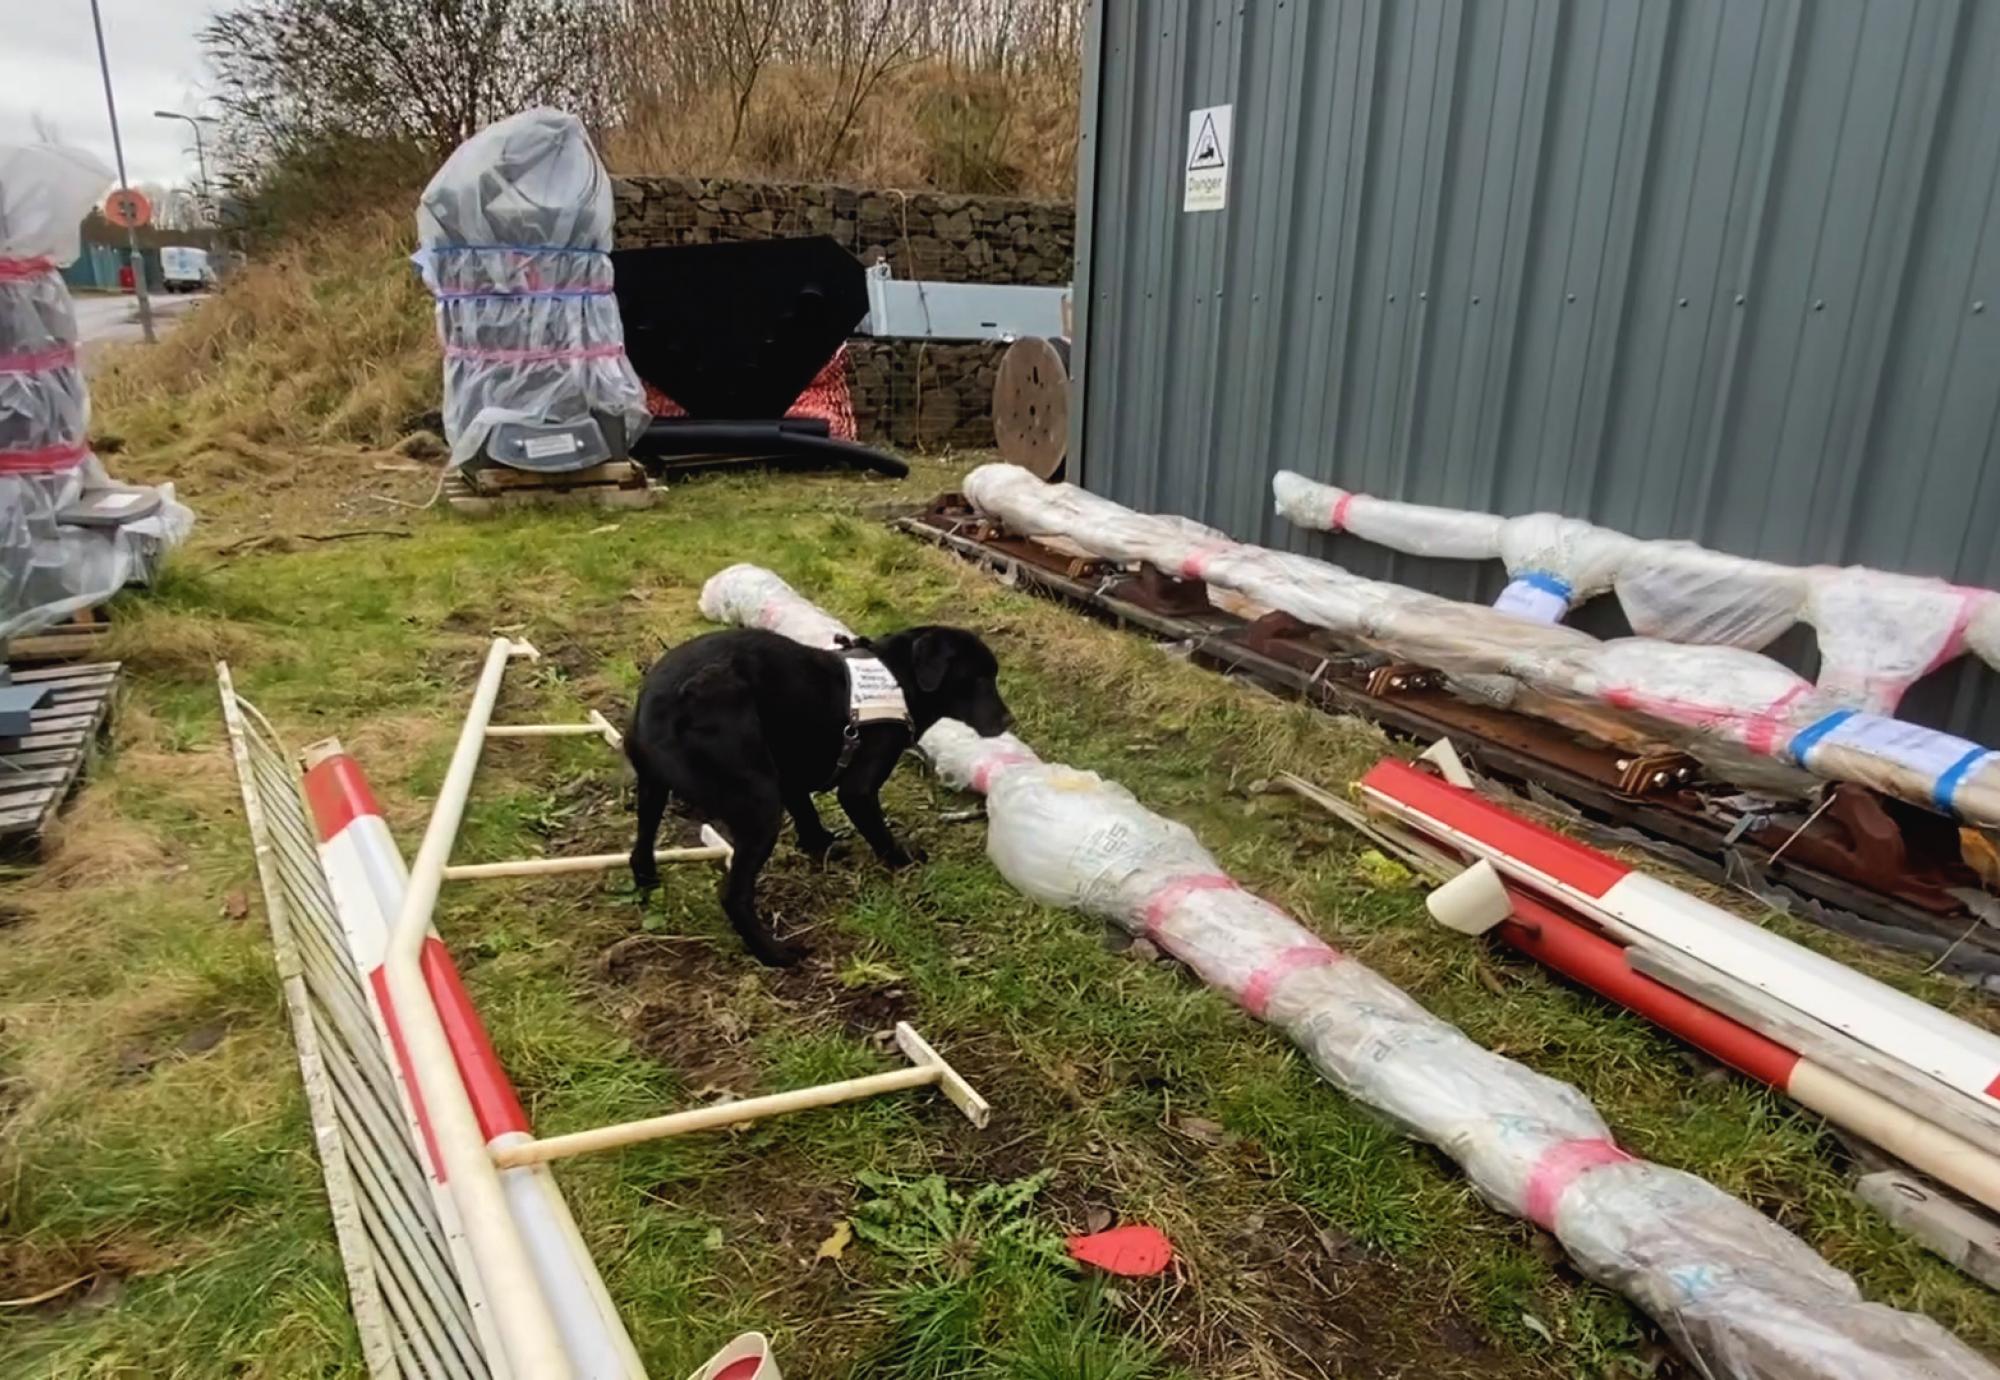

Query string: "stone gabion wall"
[847, 340, 1004, 452]
[611, 175, 1073, 286]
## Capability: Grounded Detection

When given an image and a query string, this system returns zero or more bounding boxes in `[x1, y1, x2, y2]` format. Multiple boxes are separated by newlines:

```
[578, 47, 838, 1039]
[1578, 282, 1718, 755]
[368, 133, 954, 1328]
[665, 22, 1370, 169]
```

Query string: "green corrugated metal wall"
[1073, 0, 2000, 737]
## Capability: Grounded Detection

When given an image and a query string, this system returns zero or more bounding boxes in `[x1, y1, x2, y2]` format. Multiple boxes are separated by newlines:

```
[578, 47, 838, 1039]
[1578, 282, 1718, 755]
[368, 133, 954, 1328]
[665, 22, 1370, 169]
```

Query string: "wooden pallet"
[7, 606, 114, 664]
[446, 460, 659, 517]
[0, 660, 119, 858]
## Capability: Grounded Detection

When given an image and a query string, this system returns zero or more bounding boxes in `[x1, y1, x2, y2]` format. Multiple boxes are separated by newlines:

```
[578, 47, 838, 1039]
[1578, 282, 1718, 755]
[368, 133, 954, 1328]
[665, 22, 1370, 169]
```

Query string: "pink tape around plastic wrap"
[1603, 681, 1811, 756]
[0, 344, 76, 374]
[1524, 1137, 1637, 1230]
[0, 256, 55, 281]
[968, 748, 1039, 793]
[1178, 543, 1235, 581]
[0, 440, 89, 474]
[1909, 587, 1987, 689]
[1329, 492, 1356, 533]
[1239, 942, 1342, 1017]
[1140, 873, 1240, 937]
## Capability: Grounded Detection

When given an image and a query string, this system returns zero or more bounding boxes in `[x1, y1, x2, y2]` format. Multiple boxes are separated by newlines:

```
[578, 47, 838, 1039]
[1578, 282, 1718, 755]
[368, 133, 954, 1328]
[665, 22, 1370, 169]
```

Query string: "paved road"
[73, 292, 208, 369]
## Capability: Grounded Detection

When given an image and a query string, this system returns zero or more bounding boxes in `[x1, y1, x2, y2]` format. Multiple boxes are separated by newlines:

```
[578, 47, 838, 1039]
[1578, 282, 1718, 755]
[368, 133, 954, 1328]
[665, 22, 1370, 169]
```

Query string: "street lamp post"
[88, 0, 154, 344]
[153, 110, 211, 224]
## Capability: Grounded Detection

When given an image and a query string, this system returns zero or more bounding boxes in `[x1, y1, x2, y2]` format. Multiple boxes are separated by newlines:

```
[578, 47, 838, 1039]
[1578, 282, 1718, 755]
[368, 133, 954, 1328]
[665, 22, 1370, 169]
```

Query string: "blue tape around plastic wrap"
[1787, 708, 1996, 814]
[1934, 747, 1995, 814]
[432, 288, 611, 301]
[1514, 570, 1574, 601]
[1784, 710, 1854, 768]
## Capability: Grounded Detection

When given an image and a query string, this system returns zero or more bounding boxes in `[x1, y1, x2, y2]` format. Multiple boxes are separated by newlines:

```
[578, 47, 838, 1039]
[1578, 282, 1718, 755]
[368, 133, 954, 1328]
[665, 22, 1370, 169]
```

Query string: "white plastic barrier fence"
[963, 464, 2000, 828]
[700, 562, 2000, 1380]
[1272, 471, 1998, 716]
[303, 743, 644, 1378]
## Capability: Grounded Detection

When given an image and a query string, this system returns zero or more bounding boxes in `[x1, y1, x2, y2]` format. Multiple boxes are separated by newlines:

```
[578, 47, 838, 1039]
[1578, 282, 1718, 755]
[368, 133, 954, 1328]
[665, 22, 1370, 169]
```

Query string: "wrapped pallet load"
[414, 108, 649, 474]
[0, 142, 193, 644]
[962, 463, 2000, 829]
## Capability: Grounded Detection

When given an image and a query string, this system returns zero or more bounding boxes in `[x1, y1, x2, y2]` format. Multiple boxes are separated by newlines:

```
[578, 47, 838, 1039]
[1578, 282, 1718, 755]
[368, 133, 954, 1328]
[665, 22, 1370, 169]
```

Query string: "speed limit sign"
[104, 186, 152, 229]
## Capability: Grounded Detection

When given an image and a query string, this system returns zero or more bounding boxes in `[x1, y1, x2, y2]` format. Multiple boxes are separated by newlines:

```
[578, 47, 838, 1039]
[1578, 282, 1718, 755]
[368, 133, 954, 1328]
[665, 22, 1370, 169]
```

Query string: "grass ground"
[6, 263, 2000, 1376]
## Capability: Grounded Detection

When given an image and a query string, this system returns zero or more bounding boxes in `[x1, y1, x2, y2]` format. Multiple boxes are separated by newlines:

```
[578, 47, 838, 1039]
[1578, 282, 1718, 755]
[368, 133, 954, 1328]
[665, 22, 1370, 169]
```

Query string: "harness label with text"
[846, 656, 909, 724]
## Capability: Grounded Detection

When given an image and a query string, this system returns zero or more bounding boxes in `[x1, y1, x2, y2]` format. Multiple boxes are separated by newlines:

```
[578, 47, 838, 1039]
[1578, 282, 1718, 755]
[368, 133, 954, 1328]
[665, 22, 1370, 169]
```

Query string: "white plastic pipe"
[487, 723, 606, 737]
[444, 846, 728, 881]
[384, 637, 572, 1379]
[495, 1064, 941, 1168]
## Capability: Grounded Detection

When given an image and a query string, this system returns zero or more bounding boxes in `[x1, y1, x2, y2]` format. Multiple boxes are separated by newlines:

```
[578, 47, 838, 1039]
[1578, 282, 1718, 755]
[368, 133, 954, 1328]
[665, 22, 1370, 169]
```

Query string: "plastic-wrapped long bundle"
[414, 108, 650, 470]
[0, 143, 194, 642]
[699, 564, 2000, 1379]
[698, 562, 854, 650]
[964, 464, 2000, 828]
[1272, 471, 1998, 715]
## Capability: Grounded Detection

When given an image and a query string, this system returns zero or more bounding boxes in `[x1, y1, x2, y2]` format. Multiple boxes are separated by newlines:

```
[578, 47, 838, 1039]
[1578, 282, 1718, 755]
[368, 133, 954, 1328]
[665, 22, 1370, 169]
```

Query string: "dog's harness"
[829, 640, 913, 786]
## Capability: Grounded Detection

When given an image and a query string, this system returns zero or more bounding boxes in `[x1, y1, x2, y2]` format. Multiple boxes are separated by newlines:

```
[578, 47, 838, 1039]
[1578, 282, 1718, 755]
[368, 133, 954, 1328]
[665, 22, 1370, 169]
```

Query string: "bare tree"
[806, 0, 929, 172]
[203, 0, 615, 169]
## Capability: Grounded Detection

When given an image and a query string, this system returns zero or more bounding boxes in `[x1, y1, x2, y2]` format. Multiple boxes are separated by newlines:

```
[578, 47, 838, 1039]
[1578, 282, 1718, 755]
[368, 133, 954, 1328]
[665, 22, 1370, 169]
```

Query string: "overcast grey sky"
[1, 2, 217, 189]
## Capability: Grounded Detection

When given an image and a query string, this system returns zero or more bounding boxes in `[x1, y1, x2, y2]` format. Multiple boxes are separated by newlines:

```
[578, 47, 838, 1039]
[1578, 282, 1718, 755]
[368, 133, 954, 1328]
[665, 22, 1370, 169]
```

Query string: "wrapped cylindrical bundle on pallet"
[0, 143, 193, 641]
[964, 464, 2000, 826]
[414, 108, 649, 472]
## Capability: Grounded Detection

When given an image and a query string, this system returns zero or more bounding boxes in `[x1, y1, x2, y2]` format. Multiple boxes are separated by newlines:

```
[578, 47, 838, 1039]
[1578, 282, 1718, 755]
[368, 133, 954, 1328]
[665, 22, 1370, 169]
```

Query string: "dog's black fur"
[625, 625, 1011, 965]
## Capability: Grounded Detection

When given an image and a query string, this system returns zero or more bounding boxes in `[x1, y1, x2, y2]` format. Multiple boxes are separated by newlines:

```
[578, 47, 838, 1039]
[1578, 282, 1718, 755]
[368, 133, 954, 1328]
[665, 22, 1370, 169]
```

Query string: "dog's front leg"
[837, 746, 923, 869]
[784, 787, 841, 864]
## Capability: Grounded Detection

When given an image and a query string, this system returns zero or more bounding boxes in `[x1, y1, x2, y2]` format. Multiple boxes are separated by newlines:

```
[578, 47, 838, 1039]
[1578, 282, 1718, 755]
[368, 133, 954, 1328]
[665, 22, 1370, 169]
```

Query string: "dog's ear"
[911, 630, 952, 693]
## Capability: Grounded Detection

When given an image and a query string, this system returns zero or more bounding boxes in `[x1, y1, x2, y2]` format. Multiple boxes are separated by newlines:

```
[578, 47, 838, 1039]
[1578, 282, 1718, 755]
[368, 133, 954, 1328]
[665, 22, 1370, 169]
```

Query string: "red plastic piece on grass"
[713, 1362, 762, 1380]
[1066, 1224, 1173, 1277]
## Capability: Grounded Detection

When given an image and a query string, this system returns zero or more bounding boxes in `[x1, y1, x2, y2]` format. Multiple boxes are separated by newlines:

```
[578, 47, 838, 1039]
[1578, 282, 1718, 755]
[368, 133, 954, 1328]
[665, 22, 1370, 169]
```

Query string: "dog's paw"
[884, 842, 928, 870]
[800, 837, 849, 867]
[752, 935, 810, 967]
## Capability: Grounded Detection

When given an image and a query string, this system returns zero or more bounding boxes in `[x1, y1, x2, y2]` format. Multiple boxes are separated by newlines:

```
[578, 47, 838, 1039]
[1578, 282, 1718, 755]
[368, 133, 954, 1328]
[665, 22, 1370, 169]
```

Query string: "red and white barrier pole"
[1360, 759, 2000, 1215]
[304, 737, 642, 1379]
[1359, 760, 2000, 1114]
[1496, 888, 1801, 1087]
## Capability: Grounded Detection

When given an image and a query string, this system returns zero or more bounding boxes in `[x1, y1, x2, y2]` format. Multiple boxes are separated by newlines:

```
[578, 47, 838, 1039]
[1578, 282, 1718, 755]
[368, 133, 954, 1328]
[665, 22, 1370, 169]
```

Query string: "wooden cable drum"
[992, 336, 1071, 479]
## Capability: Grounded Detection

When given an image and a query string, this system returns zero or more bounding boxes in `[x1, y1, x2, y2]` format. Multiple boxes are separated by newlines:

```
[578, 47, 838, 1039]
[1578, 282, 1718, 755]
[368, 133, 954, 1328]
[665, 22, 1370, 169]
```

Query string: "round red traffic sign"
[104, 187, 152, 229]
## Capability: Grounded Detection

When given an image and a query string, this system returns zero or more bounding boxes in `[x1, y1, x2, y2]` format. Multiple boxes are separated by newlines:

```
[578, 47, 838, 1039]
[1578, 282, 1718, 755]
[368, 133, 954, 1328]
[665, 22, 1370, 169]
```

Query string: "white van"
[159, 245, 213, 293]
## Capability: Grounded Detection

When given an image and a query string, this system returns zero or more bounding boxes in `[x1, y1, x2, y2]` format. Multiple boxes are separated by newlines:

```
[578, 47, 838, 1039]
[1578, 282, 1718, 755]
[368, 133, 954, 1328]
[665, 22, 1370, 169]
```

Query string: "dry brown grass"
[100, 607, 268, 679]
[92, 210, 436, 486]
[605, 58, 1080, 198]
[31, 792, 176, 896]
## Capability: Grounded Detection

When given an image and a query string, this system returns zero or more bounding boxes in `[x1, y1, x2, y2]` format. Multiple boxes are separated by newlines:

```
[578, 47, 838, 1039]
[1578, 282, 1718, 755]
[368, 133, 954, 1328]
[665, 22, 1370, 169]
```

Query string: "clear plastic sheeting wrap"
[1, 143, 194, 642]
[915, 720, 2000, 1380]
[696, 566, 1998, 1377]
[414, 108, 649, 469]
[698, 562, 852, 650]
[1273, 470, 2000, 714]
[965, 464, 2000, 825]
[1613, 547, 1807, 651]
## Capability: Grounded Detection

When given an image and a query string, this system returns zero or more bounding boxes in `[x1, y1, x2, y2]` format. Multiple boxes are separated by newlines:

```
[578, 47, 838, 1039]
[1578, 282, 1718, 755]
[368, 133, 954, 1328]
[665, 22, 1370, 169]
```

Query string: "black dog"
[626, 625, 1011, 965]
